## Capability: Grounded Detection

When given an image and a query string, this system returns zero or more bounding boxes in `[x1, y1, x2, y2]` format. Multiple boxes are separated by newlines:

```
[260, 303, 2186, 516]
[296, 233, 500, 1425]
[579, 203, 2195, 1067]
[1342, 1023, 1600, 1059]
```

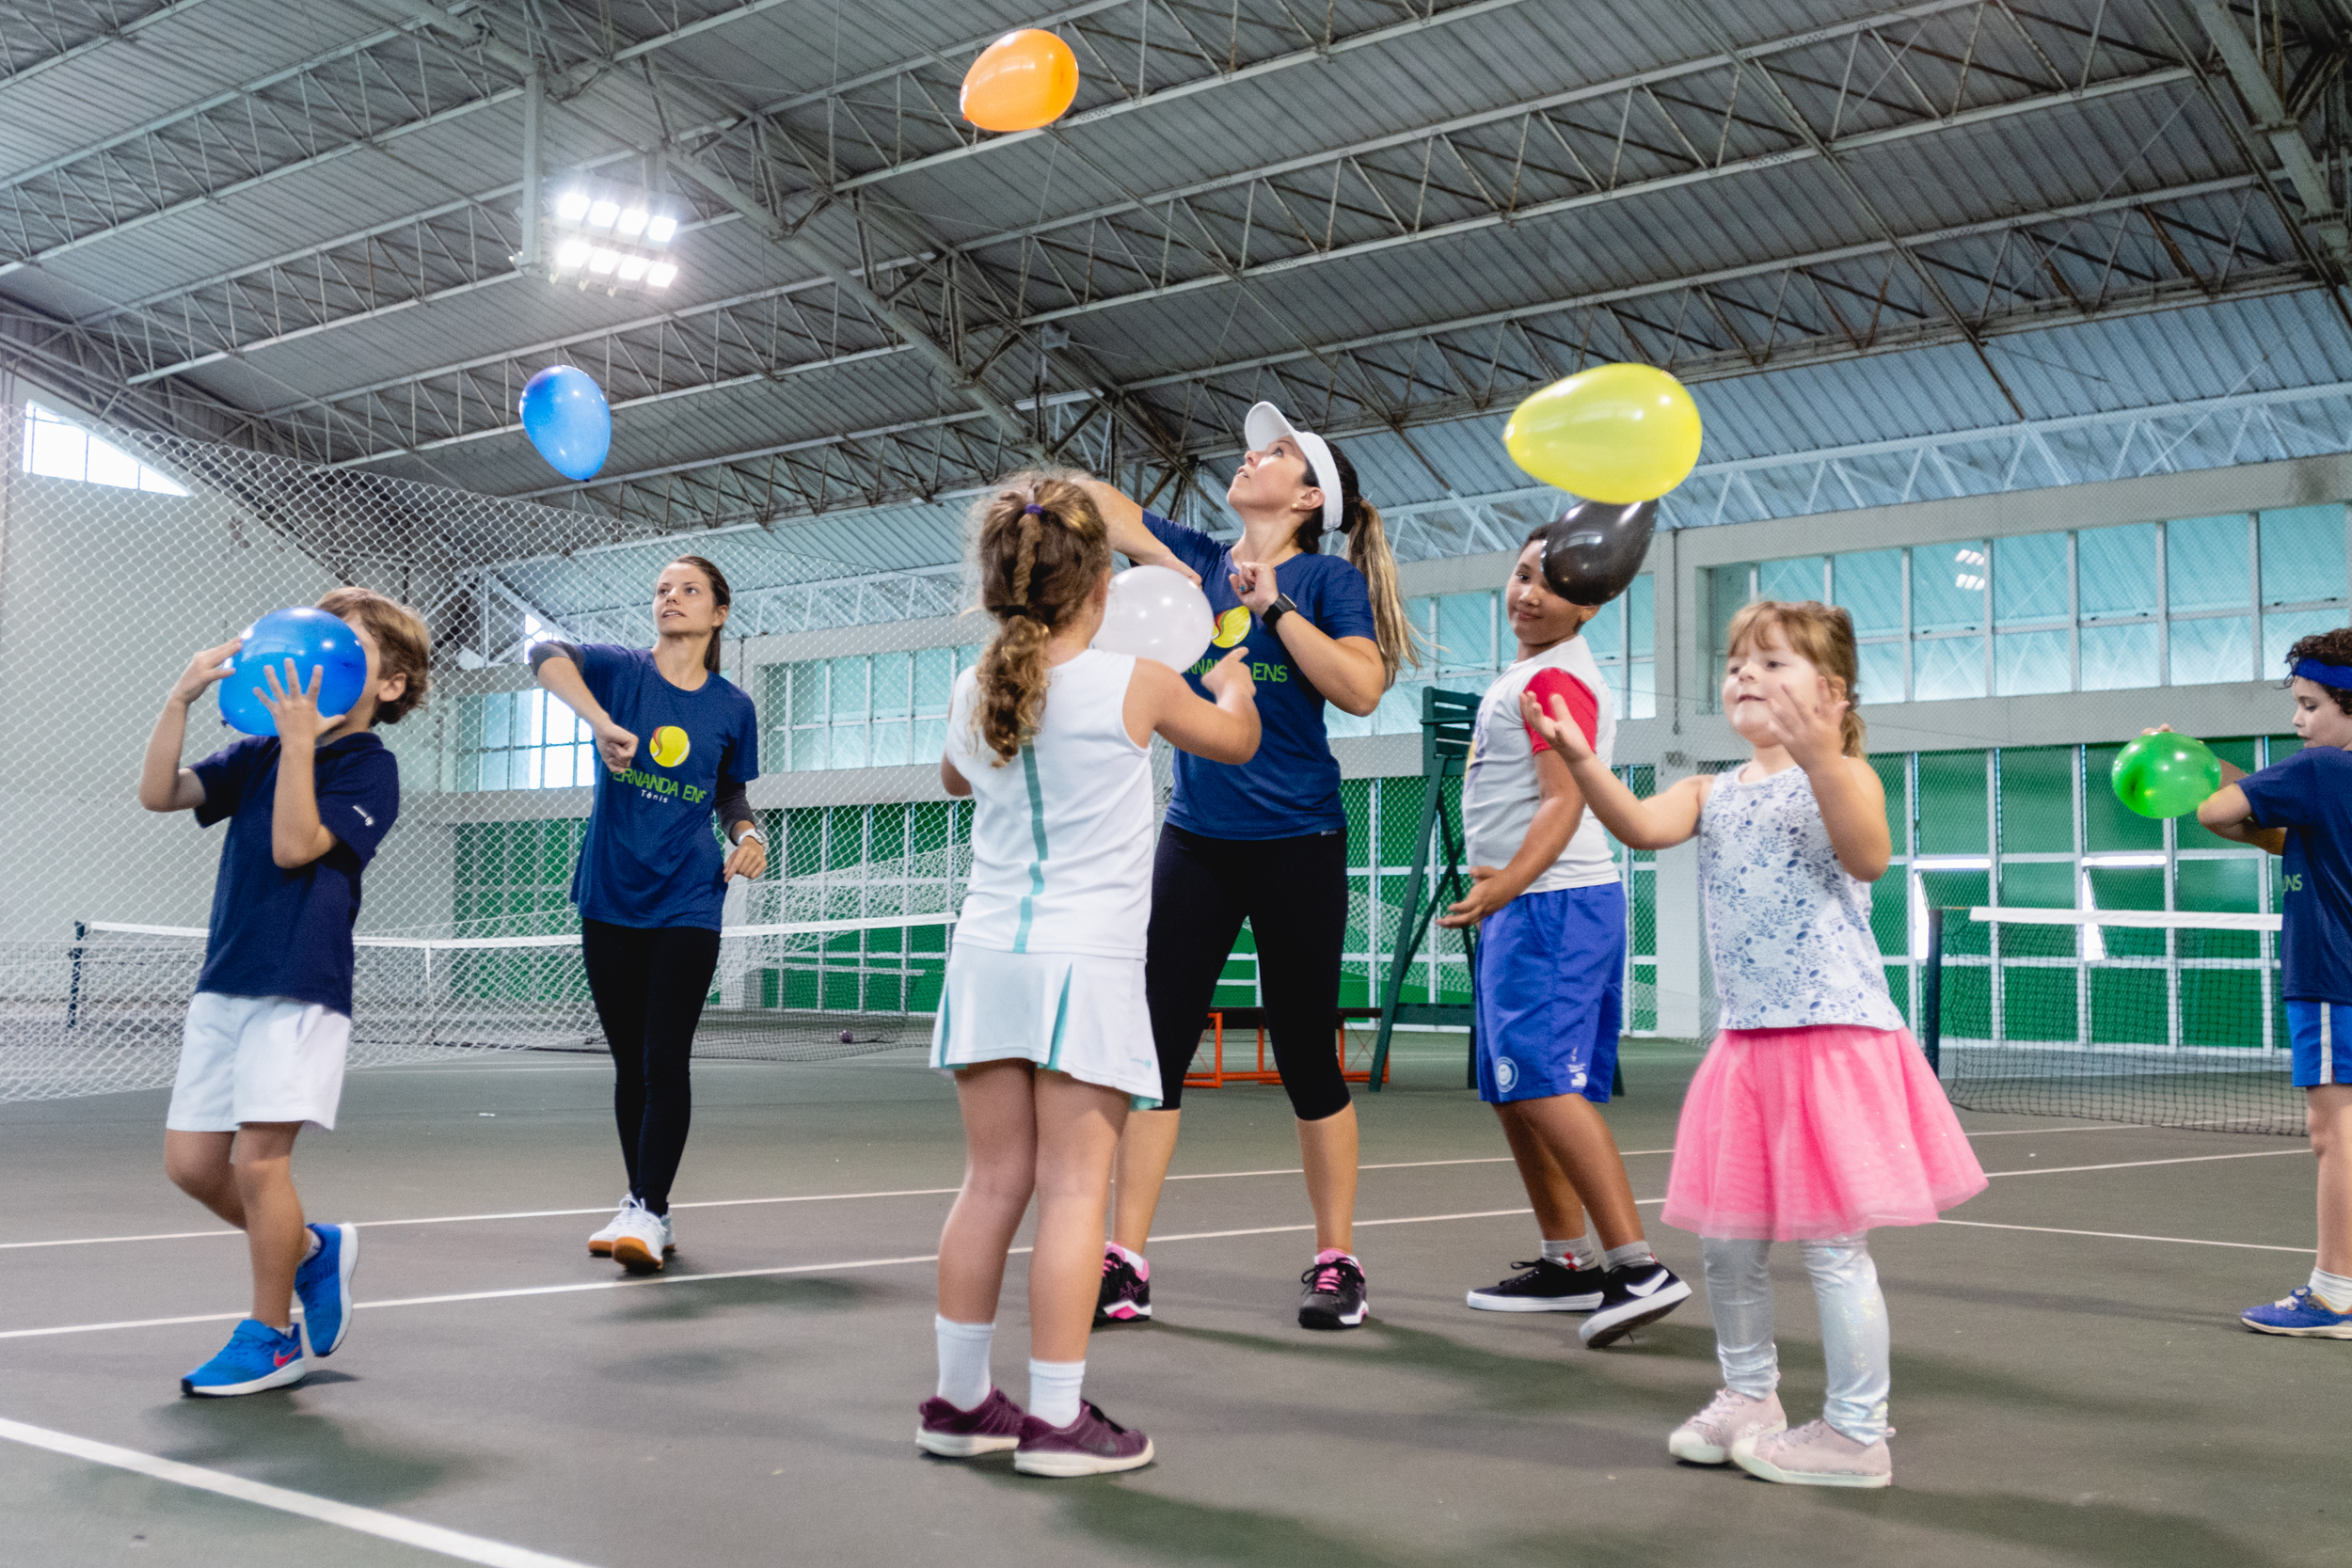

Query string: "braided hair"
[970, 473, 1112, 765]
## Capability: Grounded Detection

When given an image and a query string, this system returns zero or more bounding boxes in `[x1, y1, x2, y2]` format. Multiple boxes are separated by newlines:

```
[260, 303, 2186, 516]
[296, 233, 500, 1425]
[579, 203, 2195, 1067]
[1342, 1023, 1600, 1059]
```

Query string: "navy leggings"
[580, 919, 721, 1215]
[1148, 826, 1351, 1118]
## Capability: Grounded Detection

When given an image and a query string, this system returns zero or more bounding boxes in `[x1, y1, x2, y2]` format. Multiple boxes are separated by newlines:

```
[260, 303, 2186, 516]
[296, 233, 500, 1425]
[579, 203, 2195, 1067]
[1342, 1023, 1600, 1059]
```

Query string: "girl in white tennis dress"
[918, 475, 1260, 1478]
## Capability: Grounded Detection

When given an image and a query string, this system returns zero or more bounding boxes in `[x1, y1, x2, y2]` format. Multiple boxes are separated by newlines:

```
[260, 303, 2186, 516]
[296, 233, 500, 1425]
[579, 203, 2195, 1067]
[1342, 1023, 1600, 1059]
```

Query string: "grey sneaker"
[1732, 1418, 1893, 1488]
[1012, 1401, 1154, 1477]
[1668, 1386, 1787, 1465]
[916, 1387, 1026, 1458]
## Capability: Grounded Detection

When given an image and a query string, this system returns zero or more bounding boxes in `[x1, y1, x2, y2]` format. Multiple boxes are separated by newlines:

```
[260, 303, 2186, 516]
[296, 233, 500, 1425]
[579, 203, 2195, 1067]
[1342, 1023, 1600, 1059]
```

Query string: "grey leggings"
[1701, 1235, 1891, 1445]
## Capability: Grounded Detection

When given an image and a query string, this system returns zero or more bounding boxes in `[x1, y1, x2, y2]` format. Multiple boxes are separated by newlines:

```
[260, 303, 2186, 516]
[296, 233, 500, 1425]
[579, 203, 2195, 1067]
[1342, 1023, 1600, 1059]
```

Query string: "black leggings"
[580, 919, 722, 1215]
[1148, 825, 1351, 1118]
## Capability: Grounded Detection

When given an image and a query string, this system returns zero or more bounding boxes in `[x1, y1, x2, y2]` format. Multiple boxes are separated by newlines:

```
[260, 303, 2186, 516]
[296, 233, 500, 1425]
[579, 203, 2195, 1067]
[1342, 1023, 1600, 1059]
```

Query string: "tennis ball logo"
[1211, 606, 1250, 648]
[647, 725, 691, 768]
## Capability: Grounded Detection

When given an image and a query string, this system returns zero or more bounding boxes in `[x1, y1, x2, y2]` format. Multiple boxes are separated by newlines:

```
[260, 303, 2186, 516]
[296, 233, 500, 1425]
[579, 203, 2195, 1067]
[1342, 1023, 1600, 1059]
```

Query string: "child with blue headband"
[2190, 626, 2352, 1339]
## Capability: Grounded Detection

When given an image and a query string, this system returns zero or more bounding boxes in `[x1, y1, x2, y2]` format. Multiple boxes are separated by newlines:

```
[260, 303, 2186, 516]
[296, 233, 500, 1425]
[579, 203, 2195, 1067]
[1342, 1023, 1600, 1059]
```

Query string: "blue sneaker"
[294, 1223, 358, 1357]
[2242, 1286, 2352, 1338]
[182, 1320, 307, 1397]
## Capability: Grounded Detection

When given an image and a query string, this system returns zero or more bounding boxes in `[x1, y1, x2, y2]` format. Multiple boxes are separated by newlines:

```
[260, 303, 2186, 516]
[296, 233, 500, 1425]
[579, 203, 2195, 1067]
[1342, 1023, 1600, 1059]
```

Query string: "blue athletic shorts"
[2287, 1000, 2352, 1088]
[1472, 882, 1626, 1105]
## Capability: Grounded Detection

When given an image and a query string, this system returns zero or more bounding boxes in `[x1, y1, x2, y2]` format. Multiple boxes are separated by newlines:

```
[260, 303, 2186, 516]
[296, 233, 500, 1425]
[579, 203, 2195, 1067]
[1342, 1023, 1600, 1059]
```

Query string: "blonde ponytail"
[1338, 496, 1422, 688]
[970, 473, 1111, 765]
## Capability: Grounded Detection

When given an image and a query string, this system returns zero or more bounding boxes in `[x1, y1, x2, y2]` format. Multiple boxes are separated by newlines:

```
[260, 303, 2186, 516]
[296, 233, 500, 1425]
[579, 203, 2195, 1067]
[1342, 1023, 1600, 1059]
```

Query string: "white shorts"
[930, 944, 1161, 1106]
[167, 992, 352, 1133]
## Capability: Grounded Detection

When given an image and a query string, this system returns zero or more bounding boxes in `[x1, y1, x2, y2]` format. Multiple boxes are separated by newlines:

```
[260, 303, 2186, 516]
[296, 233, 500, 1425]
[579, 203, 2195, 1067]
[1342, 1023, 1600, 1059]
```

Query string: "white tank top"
[1697, 762, 1905, 1032]
[1461, 634, 1619, 894]
[945, 650, 1152, 959]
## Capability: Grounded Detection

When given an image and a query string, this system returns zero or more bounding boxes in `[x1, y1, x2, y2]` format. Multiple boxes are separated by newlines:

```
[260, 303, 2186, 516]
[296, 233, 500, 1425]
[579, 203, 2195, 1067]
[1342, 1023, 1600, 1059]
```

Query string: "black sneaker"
[1579, 1259, 1692, 1347]
[1095, 1246, 1152, 1324]
[1297, 1254, 1369, 1330]
[1466, 1258, 1606, 1313]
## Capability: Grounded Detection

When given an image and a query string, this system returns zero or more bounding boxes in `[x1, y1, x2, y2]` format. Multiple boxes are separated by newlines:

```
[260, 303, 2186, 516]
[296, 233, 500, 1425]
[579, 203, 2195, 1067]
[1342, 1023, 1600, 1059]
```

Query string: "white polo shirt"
[1460, 635, 1619, 895]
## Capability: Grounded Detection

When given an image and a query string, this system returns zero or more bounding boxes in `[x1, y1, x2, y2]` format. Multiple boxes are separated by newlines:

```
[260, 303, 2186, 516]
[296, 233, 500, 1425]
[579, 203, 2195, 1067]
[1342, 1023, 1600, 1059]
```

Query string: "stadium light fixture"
[618, 208, 648, 238]
[554, 239, 591, 271]
[587, 199, 620, 229]
[646, 215, 677, 244]
[588, 248, 619, 275]
[556, 190, 590, 223]
[616, 255, 647, 282]
[646, 261, 677, 289]
[546, 182, 683, 293]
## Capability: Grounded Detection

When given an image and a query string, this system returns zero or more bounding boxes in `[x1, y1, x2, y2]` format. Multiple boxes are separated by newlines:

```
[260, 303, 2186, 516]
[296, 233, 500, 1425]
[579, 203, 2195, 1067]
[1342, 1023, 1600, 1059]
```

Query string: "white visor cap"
[1244, 402, 1343, 536]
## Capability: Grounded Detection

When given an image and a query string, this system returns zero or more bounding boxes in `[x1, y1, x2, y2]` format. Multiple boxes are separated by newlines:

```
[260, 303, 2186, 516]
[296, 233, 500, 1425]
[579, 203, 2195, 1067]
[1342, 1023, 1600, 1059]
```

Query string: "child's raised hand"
[1762, 673, 1847, 768]
[1436, 865, 1508, 928]
[1200, 644, 1255, 703]
[259, 659, 345, 746]
[169, 637, 244, 706]
[1518, 689, 1595, 763]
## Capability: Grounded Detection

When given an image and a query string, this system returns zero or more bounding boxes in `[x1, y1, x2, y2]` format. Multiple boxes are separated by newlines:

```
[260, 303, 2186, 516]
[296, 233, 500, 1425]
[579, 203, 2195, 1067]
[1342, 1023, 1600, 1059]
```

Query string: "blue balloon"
[518, 365, 612, 481]
[218, 608, 371, 737]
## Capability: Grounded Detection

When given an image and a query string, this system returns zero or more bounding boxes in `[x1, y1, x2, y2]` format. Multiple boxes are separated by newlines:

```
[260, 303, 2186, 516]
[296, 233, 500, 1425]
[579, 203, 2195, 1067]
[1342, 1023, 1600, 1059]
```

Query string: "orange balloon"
[961, 29, 1079, 133]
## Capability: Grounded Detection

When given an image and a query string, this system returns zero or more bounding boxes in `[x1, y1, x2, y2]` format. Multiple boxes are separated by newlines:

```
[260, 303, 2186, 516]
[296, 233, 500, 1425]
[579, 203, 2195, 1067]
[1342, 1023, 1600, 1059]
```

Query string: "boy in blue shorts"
[137, 588, 431, 1394]
[2192, 626, 2352, 1338]
[1438, 531, 1689, 1348]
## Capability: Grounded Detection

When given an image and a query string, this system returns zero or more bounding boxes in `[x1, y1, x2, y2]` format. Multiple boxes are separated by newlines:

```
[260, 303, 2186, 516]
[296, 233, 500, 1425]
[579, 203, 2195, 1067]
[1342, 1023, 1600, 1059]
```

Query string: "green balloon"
[2110, 733, 2222, 820]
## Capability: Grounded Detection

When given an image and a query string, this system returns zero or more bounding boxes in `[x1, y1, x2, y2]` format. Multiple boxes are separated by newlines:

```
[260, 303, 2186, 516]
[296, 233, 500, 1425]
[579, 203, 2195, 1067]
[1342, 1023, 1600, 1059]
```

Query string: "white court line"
[1936, 1219, 2313, 1254]
[1979, 1148, 2308, 1179]
[0, 1415, 597, 1568]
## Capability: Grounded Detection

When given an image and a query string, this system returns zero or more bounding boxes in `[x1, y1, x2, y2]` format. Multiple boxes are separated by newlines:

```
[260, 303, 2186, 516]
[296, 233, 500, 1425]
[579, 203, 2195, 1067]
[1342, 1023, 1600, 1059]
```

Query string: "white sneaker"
[588, 1196, 640, 1258]
[611, 1206, 673, 1275]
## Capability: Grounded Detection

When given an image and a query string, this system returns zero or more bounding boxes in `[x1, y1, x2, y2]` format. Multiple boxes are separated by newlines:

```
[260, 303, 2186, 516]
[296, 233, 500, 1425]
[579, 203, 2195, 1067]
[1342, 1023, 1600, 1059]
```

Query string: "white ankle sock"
[1027, 1358, 1085, 1428]
[1542, 1231, 1600, 1271]
[933, 1316, 994, 1411]
[1603, 1239, 1657, 1271]
[2310, 1267, 2352, 1313]
[302, 1228, 322, 1262]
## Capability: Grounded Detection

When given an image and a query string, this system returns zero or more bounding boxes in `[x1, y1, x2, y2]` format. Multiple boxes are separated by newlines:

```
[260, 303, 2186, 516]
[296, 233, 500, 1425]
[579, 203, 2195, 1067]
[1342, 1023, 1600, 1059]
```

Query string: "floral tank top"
[1697, 762, 1905, 1032]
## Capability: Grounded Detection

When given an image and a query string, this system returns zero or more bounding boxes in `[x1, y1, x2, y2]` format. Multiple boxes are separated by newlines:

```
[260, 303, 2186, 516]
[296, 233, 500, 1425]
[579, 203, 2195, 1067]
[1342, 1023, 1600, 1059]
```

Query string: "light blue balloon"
[519, 365, 612, 481]
[219, 607, 370, 737]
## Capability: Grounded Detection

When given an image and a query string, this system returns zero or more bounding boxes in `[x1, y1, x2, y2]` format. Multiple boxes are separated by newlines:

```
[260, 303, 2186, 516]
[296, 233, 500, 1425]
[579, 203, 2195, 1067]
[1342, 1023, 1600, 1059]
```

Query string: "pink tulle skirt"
[1661, 1024, 1988, 1242]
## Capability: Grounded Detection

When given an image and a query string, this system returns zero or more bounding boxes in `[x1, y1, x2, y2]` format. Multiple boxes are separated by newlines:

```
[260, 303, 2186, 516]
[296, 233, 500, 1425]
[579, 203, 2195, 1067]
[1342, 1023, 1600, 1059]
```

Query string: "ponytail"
[1288, 438, 1424, 688]
[970, 473, 1111, 765]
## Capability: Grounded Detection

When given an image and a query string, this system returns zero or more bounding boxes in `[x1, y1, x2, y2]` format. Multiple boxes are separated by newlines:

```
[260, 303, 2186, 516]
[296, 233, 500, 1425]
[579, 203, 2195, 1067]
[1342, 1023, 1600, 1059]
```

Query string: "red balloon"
[961, 29, 1079, 133]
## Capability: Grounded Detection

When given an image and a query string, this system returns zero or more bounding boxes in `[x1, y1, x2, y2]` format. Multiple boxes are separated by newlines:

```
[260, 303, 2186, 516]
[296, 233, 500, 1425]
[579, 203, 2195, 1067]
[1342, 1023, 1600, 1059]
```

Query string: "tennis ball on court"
[1212, 606, 1250, 648]
[648, 725, 691, 768]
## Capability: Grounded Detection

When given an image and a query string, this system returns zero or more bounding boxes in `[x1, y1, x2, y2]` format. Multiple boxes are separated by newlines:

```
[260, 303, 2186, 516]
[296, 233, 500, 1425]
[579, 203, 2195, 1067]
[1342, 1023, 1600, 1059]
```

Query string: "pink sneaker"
[1668, 1386, 1787, 1465]
[916, 1387, 1026, 1457]
[1012, 1401, 1154, 1477]
[1732, 1418, 1893, 1488]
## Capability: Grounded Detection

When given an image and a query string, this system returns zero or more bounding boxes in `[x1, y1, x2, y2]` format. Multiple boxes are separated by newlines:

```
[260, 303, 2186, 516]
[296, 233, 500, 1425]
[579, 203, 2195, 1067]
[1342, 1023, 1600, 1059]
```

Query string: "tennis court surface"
[0, 1038, 2331, 1568]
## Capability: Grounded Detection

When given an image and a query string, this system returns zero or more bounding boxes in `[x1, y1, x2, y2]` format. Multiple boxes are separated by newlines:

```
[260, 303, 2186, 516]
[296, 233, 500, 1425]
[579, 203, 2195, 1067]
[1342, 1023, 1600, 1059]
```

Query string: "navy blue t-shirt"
[2238, 744, 2352, 1004]
[572, 646, 760, 931]
[1143, 513, 1379, 841]
[190, 732, 402, 1016]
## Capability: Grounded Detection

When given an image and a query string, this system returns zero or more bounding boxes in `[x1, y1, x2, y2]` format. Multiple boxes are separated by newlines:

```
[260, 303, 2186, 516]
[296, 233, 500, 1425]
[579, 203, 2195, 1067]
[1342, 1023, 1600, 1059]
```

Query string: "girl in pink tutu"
[1524, 599, 1985, 1489]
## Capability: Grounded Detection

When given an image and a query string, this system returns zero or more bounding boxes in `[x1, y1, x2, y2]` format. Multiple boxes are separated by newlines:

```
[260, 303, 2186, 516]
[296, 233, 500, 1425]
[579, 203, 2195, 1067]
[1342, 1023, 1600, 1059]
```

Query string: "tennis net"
[0, 913, 955, 1103]
[1925, 906, 2301, 1135]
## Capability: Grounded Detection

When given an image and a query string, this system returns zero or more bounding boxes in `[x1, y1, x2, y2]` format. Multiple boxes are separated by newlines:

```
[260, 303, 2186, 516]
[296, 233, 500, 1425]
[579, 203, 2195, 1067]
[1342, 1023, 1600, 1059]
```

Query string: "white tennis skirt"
[930, 943, 1162, 1106]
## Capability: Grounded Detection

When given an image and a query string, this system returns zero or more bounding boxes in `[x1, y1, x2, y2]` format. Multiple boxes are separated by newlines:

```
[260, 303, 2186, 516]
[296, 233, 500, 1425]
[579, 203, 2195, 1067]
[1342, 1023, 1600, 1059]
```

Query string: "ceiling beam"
[2185, 0, 2348, 258]
[0, 0, 217, 96]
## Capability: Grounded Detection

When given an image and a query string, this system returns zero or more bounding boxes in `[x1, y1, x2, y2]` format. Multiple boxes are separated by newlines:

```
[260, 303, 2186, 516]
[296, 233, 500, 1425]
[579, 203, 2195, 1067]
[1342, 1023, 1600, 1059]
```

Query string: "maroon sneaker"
[916, 1387, 1025, 1457]
[1012, 1401, 1154, 1477]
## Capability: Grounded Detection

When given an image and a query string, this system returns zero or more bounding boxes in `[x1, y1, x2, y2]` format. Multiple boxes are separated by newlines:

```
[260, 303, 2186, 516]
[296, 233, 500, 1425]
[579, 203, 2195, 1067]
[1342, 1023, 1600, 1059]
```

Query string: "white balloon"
[1092, 564, 1215, 673]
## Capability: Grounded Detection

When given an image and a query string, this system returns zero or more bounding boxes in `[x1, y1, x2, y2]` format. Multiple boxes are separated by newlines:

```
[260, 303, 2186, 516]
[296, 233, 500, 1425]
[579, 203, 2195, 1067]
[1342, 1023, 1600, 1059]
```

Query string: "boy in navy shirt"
[2192, 626, 2352, 1338]
[137, 588, 431, 1395]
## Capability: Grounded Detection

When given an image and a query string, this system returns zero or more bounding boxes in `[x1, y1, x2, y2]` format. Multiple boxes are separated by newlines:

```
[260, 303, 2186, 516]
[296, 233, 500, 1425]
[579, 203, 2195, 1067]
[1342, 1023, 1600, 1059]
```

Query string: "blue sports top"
[1142, 512, 1378, 841]
[565, 645, 760, 931]
[190, 732, 402, 1016]
[2238, 743, 2352, 1004]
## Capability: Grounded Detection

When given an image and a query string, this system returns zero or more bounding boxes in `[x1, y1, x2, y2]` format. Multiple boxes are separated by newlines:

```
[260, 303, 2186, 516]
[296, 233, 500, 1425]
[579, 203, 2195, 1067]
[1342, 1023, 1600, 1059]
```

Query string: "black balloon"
[1541, 499, 1656, 607]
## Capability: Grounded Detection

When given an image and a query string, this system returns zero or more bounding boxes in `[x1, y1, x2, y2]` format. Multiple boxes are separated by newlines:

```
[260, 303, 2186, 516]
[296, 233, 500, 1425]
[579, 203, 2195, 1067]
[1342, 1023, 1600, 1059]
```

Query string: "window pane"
[869, 720, 910, 768]
[1436, 593, 1493, 673]
[1833, 550, 1904, 637]
[1994, 531, 2068, 626]
[1913, 542, 1989, 633]
[914, 647, 953, 716]
[482, 691, 513, 751]
[1628, 658, 1655, 720]
[85, 436, 140, 490]
[2079, 622, 2159, 690]
[1326, 704, 1373, 739]
[870, 651, 911, 721]
[26, 413, 85, 480]
[789, 662, 824, 724]
[2167, 515, 2250, 613]
[1374, 680, 1424, 735]
[2260, 505, 2346, 606]
[2169, 615, 2250, 686]
[792, 725, 826, 772]
[1995, 629, 2071, 695]
[138, 463, 188, 496]
[482, 751, 510, 792]
[1627, 575, 1654, 657]
[1856, 640, 1905, 705]
[832, 722, 867, 770]
[1913, 635, 1986, 701]
[829, 656, 868, 721]
[2265, 607, 2345, 678]
[914, 716, 946, 759]
[1583, 598, 1623, 663]
[1758, 555, 1825, 602]
[2078, 523, 2157, 621]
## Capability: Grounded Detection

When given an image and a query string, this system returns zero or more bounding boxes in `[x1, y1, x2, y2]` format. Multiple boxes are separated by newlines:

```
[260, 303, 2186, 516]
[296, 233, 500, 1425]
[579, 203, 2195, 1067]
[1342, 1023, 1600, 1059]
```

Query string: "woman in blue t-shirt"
[531, 555, 763, 1275]
[1075, 402, 1422, 1331]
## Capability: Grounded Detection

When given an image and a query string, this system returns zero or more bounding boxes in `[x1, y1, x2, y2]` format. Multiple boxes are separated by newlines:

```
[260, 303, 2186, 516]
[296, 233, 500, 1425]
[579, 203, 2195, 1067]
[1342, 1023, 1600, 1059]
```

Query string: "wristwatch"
[1262, 592, 1299, 630]
[734, 825, 767, 847]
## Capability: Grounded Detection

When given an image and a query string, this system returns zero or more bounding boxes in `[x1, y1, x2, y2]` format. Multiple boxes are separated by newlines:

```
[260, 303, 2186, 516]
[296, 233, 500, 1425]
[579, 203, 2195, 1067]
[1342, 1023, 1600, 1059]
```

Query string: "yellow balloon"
[1502, 363, 1703, 503]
